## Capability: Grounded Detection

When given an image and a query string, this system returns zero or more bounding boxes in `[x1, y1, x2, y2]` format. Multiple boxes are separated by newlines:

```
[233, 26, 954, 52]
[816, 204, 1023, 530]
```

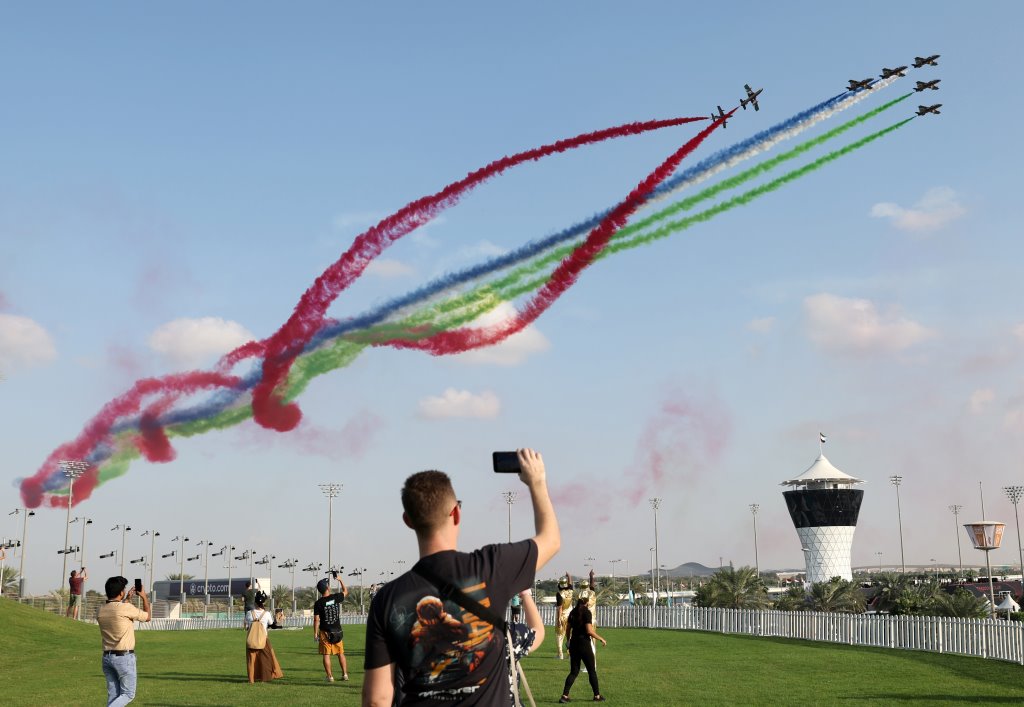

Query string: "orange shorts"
[319, 637, 345, 655]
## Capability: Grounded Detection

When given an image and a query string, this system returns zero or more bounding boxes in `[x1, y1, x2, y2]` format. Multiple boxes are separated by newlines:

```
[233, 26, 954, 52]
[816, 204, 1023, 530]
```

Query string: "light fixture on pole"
[889, 475, 906, 573]
[963, 483, 1005, 619]
[214, 544, 236, 618]
[875, 551, 883, 574]
[304, 561, 323, 598]
[750, 504, 760, 577]
[196, 540, 213, 618]
[650, 498, 662, 596]
[501, 491, 517, 543]
[171, 535, 190, 613]
[348, 567, 368, 614]
[319, 483, 343, 575]
[1002, 486, 1024, 580]
[58, 460, 90, 590]
[141, 530, 160, 597]
[278, 558, 298, 613]
[11, 508, 35, 601]
[949, 505, 964, 578]
[609, 559, 623, 583]
[255, 555, 275, 612]
[111, 524, 132, 577]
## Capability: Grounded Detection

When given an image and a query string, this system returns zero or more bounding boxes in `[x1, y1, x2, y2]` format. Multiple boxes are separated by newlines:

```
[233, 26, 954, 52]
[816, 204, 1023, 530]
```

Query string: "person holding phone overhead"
[97, 576, 151, 706]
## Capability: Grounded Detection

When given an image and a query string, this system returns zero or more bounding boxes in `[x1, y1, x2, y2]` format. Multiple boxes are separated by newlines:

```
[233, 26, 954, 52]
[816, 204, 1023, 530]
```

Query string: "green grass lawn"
[5, 599, 1024, 705]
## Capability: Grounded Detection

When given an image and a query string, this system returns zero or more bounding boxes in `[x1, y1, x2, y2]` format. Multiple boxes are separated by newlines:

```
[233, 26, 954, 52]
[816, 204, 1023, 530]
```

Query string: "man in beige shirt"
[97, 576, 151, 706]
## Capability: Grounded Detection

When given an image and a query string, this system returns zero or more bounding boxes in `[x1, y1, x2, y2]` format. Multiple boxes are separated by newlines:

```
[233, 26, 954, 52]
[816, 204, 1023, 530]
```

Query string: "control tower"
[781, 452, 864, 583]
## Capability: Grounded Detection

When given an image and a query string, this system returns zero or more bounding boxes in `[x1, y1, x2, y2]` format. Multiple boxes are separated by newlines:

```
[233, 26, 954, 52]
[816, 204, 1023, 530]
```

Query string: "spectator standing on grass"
[314, 573, 350, 682]
[97, 576, 151, 706]
[559, 597, 607, 703]
[67, 567, 88, 619]
[244, 590, 284, 683]
[362, 447, 560, 706]
[243, 581, 256, 617]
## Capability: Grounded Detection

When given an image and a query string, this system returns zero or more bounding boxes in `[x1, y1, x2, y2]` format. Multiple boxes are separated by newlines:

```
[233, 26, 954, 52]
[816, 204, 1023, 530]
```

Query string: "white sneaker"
[326, 676, 335, 682]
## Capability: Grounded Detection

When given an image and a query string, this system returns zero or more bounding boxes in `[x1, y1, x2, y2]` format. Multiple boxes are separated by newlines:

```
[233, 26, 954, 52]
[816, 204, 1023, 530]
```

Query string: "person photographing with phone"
[362, 447, 560, 706]
[314, 570, 350, 682]
[97, 576, 151, 706]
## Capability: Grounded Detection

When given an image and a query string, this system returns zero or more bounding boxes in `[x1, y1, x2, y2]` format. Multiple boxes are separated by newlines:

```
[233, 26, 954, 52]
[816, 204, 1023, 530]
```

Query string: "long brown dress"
[246, 609, 284, 682]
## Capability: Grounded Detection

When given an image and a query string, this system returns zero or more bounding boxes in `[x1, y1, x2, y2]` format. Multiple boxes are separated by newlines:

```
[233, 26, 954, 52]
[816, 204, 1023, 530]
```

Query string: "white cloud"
[0, 313, 57, 371]
[148, 317, 255, 368]
[332, 211, 384, 231]
[870, 186, 965, 233]
[452, 302, 551, 366]
[365, 258, 415, 279]
[746, 317, 776, 334]
[418, 388, 500, 419]
[804, 293, 934, 355]
[967, 388, 995, 415]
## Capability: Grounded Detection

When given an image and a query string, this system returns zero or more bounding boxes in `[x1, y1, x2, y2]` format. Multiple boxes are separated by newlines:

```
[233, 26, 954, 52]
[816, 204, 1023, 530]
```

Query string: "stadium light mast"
[69, 517, 92, 618]
[278, 558, 298, 613]
[10, 508, 34, 600]
[750, 504, 760, 577]
[141, 530, 160, 598]
[319, 483, 343, 575]
[255, 555, 275, 612]
[59, 460, 89, 589]
[195, 540, 213, 618]
[1003, 486, 1024, 580]
[501, 491, 517, 543]
[171, 535, 190, 612]
[889, 475, 906, 573]
[650, 498, 662, 596]
[112, 523, 132, 577]
[949, 505, 964, 578]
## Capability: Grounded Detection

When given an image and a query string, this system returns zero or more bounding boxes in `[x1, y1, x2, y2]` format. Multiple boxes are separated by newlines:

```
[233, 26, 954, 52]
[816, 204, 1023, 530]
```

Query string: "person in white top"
[244, 591, 284, 683]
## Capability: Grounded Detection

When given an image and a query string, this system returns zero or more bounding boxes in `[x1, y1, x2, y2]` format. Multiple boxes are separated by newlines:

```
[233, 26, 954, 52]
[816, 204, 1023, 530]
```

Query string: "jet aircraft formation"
[843, 54, 942, 117]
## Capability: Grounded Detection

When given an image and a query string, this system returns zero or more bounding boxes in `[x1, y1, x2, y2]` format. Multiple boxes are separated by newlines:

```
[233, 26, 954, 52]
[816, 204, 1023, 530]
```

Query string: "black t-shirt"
[365, 540, 537, 706]
[567, 606, 593, 647]
[314, 593, 343, 630]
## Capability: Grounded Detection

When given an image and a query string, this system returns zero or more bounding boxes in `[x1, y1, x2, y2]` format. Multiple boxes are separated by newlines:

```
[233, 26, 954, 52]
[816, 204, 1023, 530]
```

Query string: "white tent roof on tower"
[780, 454, 865, 486]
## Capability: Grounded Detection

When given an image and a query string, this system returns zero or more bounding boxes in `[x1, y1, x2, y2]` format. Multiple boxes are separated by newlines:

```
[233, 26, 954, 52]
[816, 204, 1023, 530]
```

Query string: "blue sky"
[3, 2, 1024, 594]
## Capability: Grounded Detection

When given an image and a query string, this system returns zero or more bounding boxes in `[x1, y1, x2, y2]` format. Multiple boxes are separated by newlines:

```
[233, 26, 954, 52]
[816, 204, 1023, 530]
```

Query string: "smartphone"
[134, 578, 143, 593]
[492, 451, 520, 473]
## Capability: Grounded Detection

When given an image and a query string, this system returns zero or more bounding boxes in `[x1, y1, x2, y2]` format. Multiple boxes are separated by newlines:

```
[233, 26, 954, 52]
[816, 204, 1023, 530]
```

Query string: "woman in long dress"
[245, 591, 284, 683]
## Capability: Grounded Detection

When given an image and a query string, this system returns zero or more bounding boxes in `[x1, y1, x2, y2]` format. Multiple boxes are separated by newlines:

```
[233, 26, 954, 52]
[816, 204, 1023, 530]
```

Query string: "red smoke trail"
[20, 371, 240, 508]
[383, 111, 734, 356]
[246, 116, 708, 432]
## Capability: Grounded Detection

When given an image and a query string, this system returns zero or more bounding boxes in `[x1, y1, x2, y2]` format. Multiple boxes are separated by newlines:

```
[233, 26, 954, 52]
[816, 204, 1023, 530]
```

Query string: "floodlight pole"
[198, 540, 212, 618]
[889, 476, 906, 573]
[650, 498, 662, 596]
[112, 523, 132, 578]
[172, 535, 189, 612]
[70, 517, 92, 619]
[319, 483, 343, 575]
[12, 508, 34, 600]
[609, 559, 622, 584]
[502, 491, 517, 543]
[278, 559, 298, 613]
[949, 505, 964, 578]
[141, 530, 160, 598]
[750, 504, 760, 577]
[59, 460, 89, 592]
[1003, 486, 1024, 580]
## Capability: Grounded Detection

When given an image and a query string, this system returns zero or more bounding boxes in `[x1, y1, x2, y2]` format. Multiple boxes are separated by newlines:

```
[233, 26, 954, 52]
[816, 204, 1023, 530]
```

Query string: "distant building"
[781, 453, 865, 583]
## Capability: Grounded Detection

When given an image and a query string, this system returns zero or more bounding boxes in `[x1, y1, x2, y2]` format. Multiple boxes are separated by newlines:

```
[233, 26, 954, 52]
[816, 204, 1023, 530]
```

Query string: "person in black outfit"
[559, 597, 607, 703]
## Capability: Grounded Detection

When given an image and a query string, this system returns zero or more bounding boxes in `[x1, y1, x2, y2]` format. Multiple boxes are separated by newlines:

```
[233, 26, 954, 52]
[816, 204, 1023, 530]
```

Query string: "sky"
[3, 2, 1024, 596]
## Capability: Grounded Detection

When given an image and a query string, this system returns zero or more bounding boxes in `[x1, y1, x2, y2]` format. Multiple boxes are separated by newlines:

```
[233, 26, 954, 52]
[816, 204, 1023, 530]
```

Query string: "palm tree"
[695, 566, 770, 609]
[807, 579, 865, 613]
[773, 586, 808, 612]
[930, 588, 989, 618]
[272, 584, 291, 612]
[1, 566, 19, 596]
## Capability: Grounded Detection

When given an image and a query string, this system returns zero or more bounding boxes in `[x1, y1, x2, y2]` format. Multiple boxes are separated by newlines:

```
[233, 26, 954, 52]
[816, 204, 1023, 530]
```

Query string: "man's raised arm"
[517, 448, 560, 572]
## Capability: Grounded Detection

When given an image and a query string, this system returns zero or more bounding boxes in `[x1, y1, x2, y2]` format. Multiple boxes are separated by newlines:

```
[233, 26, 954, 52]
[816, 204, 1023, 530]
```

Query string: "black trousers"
[562, 640, 599, 696]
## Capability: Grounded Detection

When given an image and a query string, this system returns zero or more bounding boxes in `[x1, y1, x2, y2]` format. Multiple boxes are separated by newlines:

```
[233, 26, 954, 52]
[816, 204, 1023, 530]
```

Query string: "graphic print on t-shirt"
[320, 597, 340, 626]
[393, 580, 496, 690]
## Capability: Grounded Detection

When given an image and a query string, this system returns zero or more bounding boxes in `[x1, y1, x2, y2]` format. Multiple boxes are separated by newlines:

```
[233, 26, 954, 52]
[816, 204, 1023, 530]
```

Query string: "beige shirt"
[97, 600, 148, 651]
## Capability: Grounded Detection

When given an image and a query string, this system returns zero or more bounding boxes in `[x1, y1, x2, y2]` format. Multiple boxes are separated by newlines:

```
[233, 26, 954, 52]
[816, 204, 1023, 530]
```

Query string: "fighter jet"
[711, 105, 729, 128]
[846, 78, 873, 92]
[916, 104, 942, 116]
[914, 79, 941, 92]
[880, 66, 908, 79]
[740, 84, 762, 111]
[913, 54, 940, 68]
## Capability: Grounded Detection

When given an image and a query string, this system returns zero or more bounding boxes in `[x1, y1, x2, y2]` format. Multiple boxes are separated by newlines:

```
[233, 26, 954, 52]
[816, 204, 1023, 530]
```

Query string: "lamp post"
[59, 460, 89, 590]
[949, 505, 964, 579]
[112, 524, 132, 577]
[889, 475, 906, 573]
[319, 483, 343, 576]
[875, 551, 883, 574]
[650, 498, 662, 596]
[609, 559, 623, 584]
[349, 567, 368, 613]
[69, 517, 92, 618]
[213, 545, 235, 618]
[278, 559, 298, 613]
[963, 483, 1005, 619]
[304, 562, 323, 599]
[1002, 486, 1024, 580]
[649, 547, 656, 601]
[255, 555, 275, 612]
[11, 508, 34, 600]
[501, 491, 517, 543]
[141, 530, 160, 598]
[171, 535, 189, 613]
[750, 504, 760, 577]
[195, 540, 213, 618]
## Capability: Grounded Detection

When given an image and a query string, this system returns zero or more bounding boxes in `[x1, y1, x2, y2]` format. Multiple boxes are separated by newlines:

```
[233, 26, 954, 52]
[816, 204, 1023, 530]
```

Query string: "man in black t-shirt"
[314, 575, 350, 681]
[362, 448, 560, 707]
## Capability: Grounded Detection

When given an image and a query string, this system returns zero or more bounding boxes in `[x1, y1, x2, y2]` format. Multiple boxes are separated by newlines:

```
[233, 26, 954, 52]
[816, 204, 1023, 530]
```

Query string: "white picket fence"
[139, 604, 1024, 665]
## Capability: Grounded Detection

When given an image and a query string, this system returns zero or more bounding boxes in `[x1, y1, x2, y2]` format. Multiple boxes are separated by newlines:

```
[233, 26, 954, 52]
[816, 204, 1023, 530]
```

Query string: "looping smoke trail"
[246, 116, 707, 432]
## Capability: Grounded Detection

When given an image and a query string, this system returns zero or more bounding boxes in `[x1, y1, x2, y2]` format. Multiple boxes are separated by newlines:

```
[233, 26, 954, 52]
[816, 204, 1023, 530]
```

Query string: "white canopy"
[996, 594, 1020, 612]
[780, 454, 864, 487]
